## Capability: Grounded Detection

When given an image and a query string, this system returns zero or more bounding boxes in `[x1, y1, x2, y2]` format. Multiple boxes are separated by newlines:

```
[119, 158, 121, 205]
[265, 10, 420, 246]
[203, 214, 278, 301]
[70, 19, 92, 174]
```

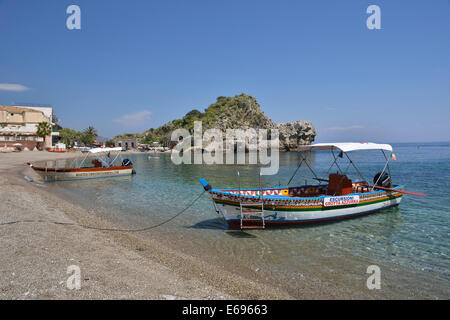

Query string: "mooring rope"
[0, 190, 206, 232]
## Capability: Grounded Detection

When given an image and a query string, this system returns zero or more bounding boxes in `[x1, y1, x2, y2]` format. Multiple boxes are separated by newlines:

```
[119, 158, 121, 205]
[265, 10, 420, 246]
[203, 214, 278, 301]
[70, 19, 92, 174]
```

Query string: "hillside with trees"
[138, 94, 316, 151]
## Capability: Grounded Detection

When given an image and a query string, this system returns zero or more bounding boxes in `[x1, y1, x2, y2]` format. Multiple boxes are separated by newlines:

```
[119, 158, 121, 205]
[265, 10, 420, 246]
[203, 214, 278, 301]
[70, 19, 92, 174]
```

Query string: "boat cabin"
[285, 175, 370, 197]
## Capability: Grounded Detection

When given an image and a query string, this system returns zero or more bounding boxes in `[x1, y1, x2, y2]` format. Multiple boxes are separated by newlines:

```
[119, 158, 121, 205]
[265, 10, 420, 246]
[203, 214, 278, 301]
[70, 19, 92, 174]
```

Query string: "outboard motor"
[122, 159, 133, 167]
[373, 171, 391, 188]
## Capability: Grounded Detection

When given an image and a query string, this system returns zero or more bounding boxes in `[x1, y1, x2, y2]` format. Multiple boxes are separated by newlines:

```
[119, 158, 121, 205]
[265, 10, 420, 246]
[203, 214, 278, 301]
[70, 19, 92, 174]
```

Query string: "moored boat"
[200, 142, 425, 229]
[28, 147, 135, 181]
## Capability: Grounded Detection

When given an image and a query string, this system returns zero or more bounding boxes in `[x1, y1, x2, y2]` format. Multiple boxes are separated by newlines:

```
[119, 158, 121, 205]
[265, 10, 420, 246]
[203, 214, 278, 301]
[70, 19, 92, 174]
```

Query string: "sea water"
[46, 142, 449, 298]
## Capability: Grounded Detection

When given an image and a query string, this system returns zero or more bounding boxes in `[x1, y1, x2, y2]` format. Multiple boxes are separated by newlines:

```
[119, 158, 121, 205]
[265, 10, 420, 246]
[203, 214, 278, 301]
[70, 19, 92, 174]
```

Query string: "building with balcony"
[0, 105, 54, 150]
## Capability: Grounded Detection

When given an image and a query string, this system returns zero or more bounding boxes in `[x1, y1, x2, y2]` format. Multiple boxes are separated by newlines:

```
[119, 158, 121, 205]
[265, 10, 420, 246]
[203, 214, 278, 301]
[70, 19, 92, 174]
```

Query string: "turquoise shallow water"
[46, 142, 449, 298]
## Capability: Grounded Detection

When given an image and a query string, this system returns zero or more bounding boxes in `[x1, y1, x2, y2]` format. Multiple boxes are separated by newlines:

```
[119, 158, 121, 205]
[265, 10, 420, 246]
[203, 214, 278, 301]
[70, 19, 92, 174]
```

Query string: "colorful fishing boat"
[200, 142, 425, 229]
[28, 147, 135, 181]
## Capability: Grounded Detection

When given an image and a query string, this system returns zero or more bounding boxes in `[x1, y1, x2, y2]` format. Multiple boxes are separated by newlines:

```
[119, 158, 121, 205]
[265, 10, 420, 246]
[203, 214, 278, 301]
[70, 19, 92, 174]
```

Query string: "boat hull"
[31, 166, 133, 181]
[211, 192, 402, 228]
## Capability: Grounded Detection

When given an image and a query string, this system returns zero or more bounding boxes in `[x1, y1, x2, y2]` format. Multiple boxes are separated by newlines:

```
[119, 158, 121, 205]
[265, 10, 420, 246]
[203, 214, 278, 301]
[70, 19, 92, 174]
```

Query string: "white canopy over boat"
[88, 147, 123, 154]
[298, 142, 393, 153]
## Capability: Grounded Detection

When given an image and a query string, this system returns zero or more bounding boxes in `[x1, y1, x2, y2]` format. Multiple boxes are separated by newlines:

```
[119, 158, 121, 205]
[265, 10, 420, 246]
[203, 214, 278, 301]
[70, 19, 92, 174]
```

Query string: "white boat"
[200, 142, 425, 229]
[28, 147, 135, 181]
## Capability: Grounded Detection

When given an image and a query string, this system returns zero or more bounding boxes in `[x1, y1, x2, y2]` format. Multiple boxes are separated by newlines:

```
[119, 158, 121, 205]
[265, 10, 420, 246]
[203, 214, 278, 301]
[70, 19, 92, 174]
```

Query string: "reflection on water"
[48, 143, 450, 298]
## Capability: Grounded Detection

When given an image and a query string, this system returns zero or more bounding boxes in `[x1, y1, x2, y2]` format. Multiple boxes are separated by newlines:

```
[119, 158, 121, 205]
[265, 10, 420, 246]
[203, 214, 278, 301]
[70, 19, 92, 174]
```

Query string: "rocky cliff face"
[277, 120, 317, 150]
[142, 94, 316, 150]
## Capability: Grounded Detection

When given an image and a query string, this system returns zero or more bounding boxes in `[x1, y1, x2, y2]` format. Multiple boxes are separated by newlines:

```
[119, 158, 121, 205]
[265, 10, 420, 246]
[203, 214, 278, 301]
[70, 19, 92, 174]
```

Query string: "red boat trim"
[30, 165, 133, 173]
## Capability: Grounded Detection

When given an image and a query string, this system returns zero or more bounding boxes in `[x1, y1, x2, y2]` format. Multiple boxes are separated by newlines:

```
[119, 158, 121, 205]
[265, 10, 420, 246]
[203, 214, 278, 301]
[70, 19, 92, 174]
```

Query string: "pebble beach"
[0, 151, 293, 299]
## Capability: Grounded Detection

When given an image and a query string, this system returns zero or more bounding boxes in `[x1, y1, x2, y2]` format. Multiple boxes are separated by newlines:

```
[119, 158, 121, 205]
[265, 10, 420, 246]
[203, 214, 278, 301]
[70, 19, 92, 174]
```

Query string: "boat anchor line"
[0, 190, 206, 232]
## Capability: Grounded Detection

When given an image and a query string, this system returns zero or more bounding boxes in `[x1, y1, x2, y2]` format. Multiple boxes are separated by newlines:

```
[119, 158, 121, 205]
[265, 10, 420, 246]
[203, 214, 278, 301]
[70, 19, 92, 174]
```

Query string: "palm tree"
[81, 126, 98, 146]
[36, 121, 52, 150]
[83, 126, 98, 137]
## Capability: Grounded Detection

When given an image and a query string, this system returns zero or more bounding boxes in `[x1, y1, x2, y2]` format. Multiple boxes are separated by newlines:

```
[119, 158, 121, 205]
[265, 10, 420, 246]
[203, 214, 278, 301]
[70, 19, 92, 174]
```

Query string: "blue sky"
[0, 0, 449, 142]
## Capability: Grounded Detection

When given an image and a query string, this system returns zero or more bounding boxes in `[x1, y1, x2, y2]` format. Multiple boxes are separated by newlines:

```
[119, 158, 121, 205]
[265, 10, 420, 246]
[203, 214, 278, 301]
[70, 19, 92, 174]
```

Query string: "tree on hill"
[130, 93, 316, 149]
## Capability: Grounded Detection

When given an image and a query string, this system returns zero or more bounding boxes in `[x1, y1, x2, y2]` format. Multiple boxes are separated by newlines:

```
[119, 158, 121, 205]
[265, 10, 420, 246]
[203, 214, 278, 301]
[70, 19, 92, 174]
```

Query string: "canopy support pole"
[111, 152, 121, 166]
[372, 151, 391, 192]
[78, 152, 89, 168]
[344, 152, 367, 183]
[287, 157, 303, 185]
[381, 150, 392, 178]
[303, 155, 320, 183]
[328, 149, 344, 174]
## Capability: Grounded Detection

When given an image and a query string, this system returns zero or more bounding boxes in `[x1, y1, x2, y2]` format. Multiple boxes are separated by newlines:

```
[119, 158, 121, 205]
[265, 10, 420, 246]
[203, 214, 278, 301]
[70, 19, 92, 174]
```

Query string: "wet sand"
[0, 151, 293, 299]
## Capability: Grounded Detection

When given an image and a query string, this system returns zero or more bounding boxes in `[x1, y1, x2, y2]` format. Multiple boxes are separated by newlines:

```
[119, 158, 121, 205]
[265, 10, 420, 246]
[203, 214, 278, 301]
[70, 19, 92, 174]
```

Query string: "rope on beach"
[0, 190, 206, 232]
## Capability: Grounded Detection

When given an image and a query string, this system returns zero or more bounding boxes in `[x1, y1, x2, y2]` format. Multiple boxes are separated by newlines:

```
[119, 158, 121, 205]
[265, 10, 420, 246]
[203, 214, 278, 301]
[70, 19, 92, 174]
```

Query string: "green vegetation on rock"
[116, 93, 316, 150]
[140, 94, 280, 146]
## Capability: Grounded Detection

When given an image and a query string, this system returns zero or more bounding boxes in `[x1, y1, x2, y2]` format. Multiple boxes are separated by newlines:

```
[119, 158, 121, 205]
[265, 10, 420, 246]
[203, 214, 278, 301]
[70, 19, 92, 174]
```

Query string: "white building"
[0, 104, 55, 150]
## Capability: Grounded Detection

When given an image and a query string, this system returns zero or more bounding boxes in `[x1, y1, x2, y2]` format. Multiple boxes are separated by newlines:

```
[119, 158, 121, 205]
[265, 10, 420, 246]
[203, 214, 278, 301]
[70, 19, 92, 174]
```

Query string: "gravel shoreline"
[0, 152, 293, 299]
